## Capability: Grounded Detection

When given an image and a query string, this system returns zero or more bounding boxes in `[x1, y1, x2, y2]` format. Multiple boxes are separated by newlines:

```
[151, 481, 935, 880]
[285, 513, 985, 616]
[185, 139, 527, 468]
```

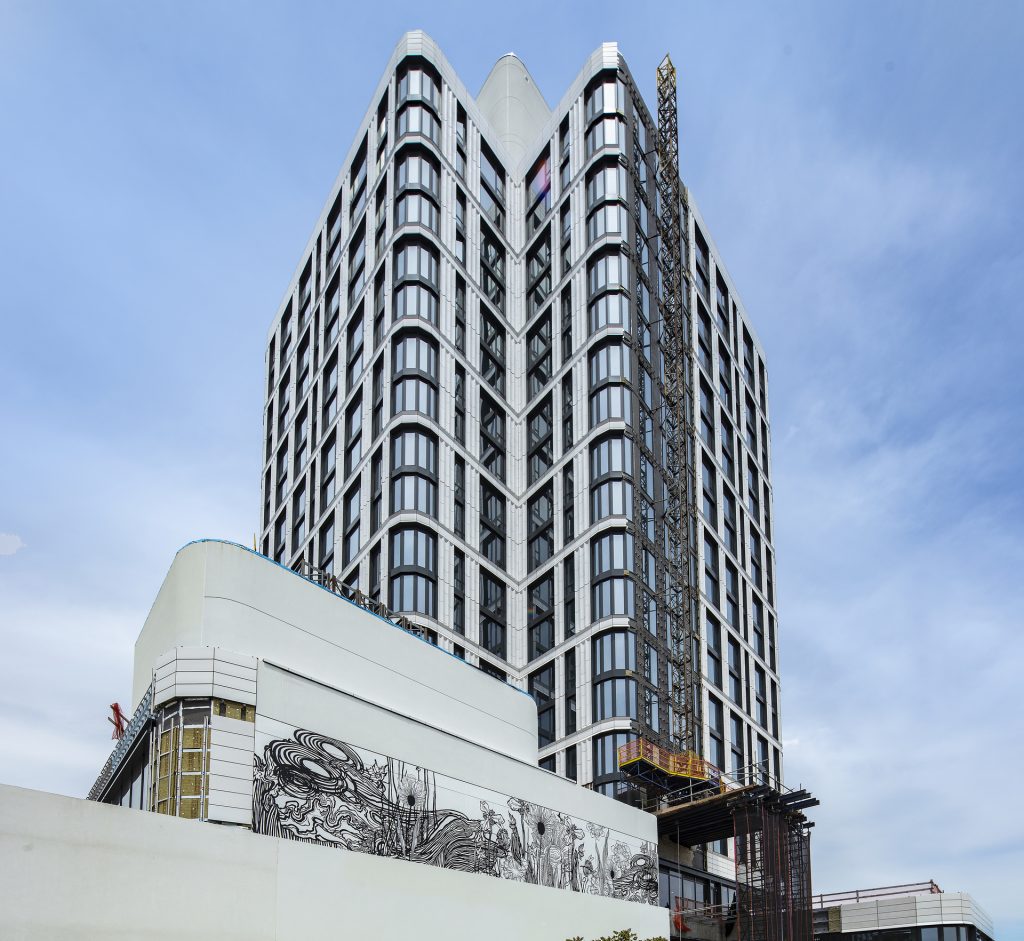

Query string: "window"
[480, 309, 506, 395]
[527, 483, 554, 571]
[395, 190, 439, 232]
[392, 331, 438, 420]
[479, 144, 505, 230]
[565, 743, 577, 781]
[480, 480, 506, 569]
[592, 730, 634, 797]
[728, 636, 743, 705]
[592, 530, 633, 576]
[453, 457, 465, 538]
[393, 239, 439, 325]
[344, 397, 362, 476]
[701, 455, 717, 524]
[587, 251, 626, 297]
[725, 562, 740, 629]
[706, 615, 722, 689]
[320, 434, 337, 506]
[721, 420, 736, 481]
[703, 534, 720, 607]
[722, 489, 738, 555]
[526, 311, 553, 400]
[454, 365, 466, 444]
[479, 568, 506, 659]
[528, 571, 555, 661]
[588, 342, 631, 428]
[527, 395, 553, 485]
[747, 460, 760, 522]
[389, 526, 437, 617]
[291, 484, 307, 556]
[529, 662, 556, 746]
[708, 695, 725, 769]
[343, 483, 360, 565]
[749, 529, 762, 588]
[526, 231, 552, 315]
[594, 676, 637, 720]
[397, 103, 438, 143]
[348, 223, 367, 304]
[752, 598, 765, 659]
[563, 554, 576, 637]
[452, 549, 465, 635]
[397, 59, 439, 107]
[395, 148, 440, 197]
[754, 666, 768, 728]
[699, 383, 715, 452]
[591, 478, 632, 523]
[390, 427, 438, 518]
[563, 464, 575, 543]
[585, 116, 625, 157]
[730, 713, 745, 778]
[526, 149, 552, 235]
[318, 515, 335, 574]
[479, 393, 506, 481]
[454, 276, 466, 353]
[370, 448, 383, 532]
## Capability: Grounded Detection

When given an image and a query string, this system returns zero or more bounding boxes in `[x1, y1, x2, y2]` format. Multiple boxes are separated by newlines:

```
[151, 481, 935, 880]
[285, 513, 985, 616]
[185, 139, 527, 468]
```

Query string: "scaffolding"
[656, 53, 700, 757]
[619, 737, 817, 941]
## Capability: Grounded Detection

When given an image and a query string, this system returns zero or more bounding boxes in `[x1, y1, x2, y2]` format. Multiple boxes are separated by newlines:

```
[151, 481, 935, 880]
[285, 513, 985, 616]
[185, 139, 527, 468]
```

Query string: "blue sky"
[1, 0, 1022, 934]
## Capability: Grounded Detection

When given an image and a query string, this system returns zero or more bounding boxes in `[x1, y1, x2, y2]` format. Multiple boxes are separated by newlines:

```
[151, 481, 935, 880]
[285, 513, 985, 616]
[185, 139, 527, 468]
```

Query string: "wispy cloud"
[0, 533, 26, 557]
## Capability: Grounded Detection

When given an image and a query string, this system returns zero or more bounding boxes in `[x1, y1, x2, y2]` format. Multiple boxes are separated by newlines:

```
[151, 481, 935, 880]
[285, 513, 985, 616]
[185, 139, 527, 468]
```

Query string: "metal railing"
[812, 882, 942, 909]
[295, 559, 437, 645]
[87, 683, 154, 801]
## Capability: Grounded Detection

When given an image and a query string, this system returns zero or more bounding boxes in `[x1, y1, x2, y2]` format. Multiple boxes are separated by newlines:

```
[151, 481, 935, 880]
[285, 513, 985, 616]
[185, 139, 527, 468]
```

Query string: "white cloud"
[0, 533, 26, 556]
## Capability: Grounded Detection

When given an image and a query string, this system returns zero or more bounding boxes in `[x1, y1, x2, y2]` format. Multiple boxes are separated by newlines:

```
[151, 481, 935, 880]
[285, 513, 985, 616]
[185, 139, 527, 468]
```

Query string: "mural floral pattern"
[252, 726, 657, 904]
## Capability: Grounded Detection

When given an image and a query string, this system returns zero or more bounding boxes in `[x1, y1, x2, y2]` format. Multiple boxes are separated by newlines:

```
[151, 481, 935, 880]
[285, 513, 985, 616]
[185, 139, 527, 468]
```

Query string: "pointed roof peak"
[476, 52, 552, 166]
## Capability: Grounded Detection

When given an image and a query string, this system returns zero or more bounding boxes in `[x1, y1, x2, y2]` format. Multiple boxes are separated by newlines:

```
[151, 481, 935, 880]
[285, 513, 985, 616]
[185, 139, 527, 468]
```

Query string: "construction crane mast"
[656, 55, 700, 757]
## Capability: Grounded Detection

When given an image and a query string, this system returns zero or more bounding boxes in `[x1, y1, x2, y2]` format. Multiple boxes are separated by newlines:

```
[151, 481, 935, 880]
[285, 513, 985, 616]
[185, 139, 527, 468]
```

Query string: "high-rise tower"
[258, 32, 783, 885]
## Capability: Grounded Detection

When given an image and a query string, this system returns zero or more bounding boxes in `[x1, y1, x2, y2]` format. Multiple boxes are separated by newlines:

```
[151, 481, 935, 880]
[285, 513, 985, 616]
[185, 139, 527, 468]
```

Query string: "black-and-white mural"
[252, 726, 658, 904]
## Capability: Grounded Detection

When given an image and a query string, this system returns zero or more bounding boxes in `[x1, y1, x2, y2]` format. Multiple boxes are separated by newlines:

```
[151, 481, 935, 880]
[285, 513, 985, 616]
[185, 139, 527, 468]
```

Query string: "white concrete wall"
[838, 892, 994, 937]
[254, 658, 657, 859]
[133, 540, 537, 763]
[0, 784, 670, 941]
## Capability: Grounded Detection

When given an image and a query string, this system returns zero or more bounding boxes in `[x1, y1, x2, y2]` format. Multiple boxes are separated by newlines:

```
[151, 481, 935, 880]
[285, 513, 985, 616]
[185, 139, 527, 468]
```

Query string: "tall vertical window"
[563, 554, 576, 637]
[526, 148, 552, 235]
[592, 629, 636, 722]
[708, 695, 725, 769]
[453, 457, 465, 538]
[527, 483, 554, 571]
[479, 568, 507, 659]
[528, 571, 555, 661]
[479, 144, 506, 232]
[527, 395, 553, 485]
[343, 483, 360, 565]
[393, 239, 439, 325]
[480, 309, 506, 394]
[526, 310, 553, 400]
[480, 481, 506, 569]
[564, 647, 577, 736]
[391, 331, 438, 420]
[390, 427, 438, 518]
[591, 530, 634, 619]
[479, 393, 506, 481]
[706, 615, 722, 689]
[344, 397, 362, 476]
[389, 526, 437, 617]
[529, 662, 556, 747]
